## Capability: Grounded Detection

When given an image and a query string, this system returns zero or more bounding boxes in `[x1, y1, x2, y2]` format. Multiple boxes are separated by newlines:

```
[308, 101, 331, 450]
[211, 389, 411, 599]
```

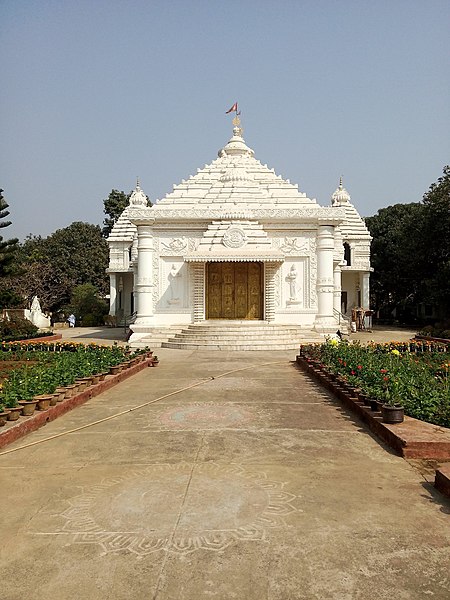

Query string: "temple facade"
[107, 124, 372, 346]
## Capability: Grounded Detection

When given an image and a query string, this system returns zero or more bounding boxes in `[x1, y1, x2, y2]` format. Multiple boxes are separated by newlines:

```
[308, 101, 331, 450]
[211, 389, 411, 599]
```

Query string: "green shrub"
[0, 316, 39, 341]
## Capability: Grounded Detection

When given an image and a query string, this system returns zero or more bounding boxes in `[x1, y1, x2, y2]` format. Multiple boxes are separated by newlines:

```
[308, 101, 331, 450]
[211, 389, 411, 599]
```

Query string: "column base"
[314, 315, 338, 334]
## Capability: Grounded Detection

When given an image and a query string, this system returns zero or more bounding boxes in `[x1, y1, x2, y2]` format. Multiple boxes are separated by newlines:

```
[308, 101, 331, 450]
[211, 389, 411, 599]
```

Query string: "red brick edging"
[0, 357, 154, 450]
[435, 465, 450, 499]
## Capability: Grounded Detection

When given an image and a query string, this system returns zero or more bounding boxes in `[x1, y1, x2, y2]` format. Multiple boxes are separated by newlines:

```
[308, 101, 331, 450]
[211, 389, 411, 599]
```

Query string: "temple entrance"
[206, 262, 263, 319]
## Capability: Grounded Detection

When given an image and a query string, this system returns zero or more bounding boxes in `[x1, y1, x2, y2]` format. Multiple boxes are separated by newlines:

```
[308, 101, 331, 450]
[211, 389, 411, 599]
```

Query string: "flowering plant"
[300, 340, 450, 427]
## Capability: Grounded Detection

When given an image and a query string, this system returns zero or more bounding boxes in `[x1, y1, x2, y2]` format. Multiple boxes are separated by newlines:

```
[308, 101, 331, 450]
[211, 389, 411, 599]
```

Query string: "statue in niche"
[168, 264, 182, 305]
[286, 265, 298, 300]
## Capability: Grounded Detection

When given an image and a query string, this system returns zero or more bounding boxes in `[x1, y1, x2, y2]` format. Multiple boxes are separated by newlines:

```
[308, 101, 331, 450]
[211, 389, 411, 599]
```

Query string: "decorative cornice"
[151, 207, 345, 223]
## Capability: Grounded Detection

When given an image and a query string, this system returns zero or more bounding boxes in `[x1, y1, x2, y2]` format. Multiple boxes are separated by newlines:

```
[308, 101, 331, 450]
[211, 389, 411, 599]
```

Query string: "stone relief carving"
[308, 238, 317, 308]
[286, 265, 299, 301]
[222, 227, 247, 249]
[273, 265, 282, 308]
[152, 238, 160, 304]
[161, 237, 188, 254]
[188, 237, 200, 251]
[280, 238, 308, 255]
[127, 209, 155, 223]
[153, 208, 342, 221]
[167, 264, 182, 305]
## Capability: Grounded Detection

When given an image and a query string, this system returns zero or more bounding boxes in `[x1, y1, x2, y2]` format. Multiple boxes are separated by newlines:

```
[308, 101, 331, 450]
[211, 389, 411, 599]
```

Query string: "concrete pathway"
[0, 348, 449, 599]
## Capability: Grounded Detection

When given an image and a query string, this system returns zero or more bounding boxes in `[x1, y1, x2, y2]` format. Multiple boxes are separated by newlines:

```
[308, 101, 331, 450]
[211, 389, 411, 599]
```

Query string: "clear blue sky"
[2, 0, 449, 241]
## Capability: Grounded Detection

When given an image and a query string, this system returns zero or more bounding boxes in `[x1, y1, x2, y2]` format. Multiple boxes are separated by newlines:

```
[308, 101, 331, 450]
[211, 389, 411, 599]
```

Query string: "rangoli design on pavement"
[157, 403, 253, 429]
[50, 463, 297, 556]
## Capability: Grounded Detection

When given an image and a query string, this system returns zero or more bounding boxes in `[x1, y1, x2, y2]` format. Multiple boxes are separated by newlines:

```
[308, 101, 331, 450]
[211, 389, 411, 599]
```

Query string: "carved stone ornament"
[280, 237, 308, 255]
[222, 227, 247, 249]
[161, 237, 188, 254]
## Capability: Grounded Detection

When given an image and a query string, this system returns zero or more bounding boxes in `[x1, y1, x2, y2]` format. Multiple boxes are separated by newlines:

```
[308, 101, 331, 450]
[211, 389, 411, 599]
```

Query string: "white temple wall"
[122, 273, 134, 317]
[150, 229, 204, 325]
[264, 228, 318, 326]
[341, 271, 361, 312]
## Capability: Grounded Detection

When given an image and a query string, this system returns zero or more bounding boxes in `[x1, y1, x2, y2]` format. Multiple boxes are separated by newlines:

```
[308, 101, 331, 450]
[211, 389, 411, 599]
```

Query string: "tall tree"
[420, 165, 450, 315]
[0, 189, 19, 277]
[5, 222, 109, 312]
[102, 187, 152, 237]
[366, 203, 425, 319]
[366, 166, 450, 322]
[102, 190, 130, 237]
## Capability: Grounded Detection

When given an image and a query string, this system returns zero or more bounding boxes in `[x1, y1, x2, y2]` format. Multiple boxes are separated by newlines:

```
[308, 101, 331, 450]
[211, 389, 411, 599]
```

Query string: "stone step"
[185, 325, 312, 332]
[171, 333, 314, 341]
[161, 340, 320, 351]
[132, 322, 325, 350]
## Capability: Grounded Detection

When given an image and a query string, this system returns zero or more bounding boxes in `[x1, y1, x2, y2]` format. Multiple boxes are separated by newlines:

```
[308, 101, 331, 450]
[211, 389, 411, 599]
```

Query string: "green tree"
[43, 222, 109, 294]
[65, 283, 109, 326]
[102, 190, 130, 237]
[420, 165, 450, 316]
[102, 187, 151, 237]
[366, 166, 450, 323]
[4, 222, 109, 313]
[0, 189, 19, 277]
[366, 203, 425, 320]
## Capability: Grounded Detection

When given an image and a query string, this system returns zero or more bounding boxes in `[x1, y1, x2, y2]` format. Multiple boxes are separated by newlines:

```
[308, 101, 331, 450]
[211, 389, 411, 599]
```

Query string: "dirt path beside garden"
[0, 347, 449, 599]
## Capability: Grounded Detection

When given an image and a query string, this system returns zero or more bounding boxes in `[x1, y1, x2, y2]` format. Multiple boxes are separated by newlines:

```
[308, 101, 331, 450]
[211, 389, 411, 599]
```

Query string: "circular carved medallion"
[222, 227, 247, 249]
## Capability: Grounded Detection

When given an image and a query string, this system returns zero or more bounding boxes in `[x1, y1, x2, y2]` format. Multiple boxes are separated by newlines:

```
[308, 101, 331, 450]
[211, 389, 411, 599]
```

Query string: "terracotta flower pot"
[109, 365, 122, 375]
[49, 394, 59, 406]
[19, 400, 37, 416]
[34, 395, 53, 411]
[75, 380, 88, 391]
[381, 405, 404, 424]
[64, 385, 76, 398]
[0, 411, 10, 427]
[54, 388, 67, 402]
[370, 398, 382, 412]
[7, 406, 22, 421]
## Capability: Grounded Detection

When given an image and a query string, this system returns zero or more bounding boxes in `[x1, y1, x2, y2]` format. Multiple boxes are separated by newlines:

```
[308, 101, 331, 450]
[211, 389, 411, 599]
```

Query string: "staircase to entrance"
[161, 321, 324, 351]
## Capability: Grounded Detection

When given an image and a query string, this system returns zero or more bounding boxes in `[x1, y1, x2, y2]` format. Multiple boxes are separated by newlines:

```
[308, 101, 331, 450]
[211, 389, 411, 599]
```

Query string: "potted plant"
[0, 403, 10, 427]
[381, 374, 404, 424]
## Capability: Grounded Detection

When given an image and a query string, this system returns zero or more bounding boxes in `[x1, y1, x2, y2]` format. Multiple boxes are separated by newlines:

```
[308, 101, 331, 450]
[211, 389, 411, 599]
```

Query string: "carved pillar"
[361, 271, 370, 309]
[264, 263, 277, 322]
[135, 225, 154, 323]
[333, 263, 342, 314]
[192, 263, 205, 322]
[109, 273, 117, 316]
[315, 225, 335, 330]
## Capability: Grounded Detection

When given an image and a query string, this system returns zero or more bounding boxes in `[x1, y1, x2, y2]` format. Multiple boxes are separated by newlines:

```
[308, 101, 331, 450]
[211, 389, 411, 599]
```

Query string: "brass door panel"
[234, 263, 248, 319]
[206, 262, 262, 319]
[247, 262, 262, 319]
[207, 263, 222, 319]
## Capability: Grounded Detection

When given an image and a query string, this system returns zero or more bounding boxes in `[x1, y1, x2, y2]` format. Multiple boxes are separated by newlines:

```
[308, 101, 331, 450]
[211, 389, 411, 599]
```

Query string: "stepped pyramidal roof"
[154, 124, 318, 210]
[331, 178, 371, 240]
[110, 121, 370, 243]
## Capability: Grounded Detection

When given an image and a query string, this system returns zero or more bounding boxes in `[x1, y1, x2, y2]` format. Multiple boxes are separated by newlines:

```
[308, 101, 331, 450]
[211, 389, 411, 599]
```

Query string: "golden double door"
[206, 262, 263, 320]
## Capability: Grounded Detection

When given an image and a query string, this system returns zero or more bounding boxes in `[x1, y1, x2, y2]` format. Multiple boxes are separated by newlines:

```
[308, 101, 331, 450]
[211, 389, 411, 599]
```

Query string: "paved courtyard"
[0, 347, 449, 599]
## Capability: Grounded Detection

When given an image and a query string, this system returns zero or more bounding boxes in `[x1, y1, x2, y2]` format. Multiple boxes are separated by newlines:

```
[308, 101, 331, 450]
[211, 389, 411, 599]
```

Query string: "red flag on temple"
[225, 102, 238, 114]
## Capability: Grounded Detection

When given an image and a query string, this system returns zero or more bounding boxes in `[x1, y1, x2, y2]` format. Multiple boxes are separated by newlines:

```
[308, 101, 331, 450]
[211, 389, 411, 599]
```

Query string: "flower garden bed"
[296, 340, 450, 464]
[300, 340, 450, 427]
[0, 341, 158, 448]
